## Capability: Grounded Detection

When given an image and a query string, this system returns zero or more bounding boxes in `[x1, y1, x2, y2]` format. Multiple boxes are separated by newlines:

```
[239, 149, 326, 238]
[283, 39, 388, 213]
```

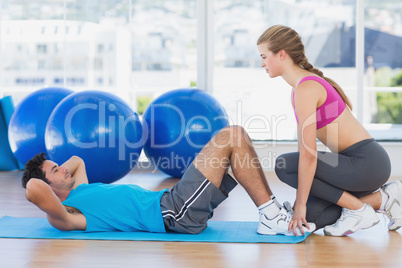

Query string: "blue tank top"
[62, 183, 168, 233]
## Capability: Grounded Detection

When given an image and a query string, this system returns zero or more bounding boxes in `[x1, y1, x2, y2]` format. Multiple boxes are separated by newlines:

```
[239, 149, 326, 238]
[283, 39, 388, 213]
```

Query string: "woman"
[257, 25, 401, 236]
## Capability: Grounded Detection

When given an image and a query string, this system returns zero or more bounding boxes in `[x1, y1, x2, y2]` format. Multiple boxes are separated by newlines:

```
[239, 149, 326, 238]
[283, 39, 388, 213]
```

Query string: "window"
[37, 44, 47, 54]
[130, 1, 197, 101]
[0, 1, 63, 89]
[37, 60, 46, 70]
[97, 44, 104, 54]
[94, 58, 103, 70]
[0, 0, 400, 140]
[213, 0, 357, 140]
[363, 0, 402, 139]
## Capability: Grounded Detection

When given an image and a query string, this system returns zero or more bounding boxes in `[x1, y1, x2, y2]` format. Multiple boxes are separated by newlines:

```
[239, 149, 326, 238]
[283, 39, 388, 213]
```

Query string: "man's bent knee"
[220, 125, 245, 135]
[215, 125, 246, 142]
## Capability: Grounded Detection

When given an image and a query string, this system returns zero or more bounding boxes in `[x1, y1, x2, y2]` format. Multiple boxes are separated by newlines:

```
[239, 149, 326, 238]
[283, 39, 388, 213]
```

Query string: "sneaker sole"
[257, 229, 283, 235]
[389, 219, 402, 231]
[284, 231, 312, 236]
[259, 224, 316, 236]
[284, 223, 316, 236]
[324, 218, 380, 237]
[257, 230, 311, 236]
[257, 227, 313, 236]
[389, 225, 401, 231]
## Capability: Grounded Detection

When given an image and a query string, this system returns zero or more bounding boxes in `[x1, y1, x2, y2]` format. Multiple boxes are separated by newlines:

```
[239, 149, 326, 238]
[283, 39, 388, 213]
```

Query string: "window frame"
[196, 0, 402, 140]
[0, 0, 400, 140]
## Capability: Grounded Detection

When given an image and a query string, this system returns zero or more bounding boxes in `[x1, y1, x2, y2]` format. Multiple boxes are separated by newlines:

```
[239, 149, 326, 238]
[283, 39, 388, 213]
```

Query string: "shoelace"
[381, 203, 401, 227]
[384, 209, 397, 221]
[279, 209, 292, 224]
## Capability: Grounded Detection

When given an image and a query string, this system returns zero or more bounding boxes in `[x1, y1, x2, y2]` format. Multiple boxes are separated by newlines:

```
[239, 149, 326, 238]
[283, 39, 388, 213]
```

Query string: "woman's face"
[257, 43, 282, 78]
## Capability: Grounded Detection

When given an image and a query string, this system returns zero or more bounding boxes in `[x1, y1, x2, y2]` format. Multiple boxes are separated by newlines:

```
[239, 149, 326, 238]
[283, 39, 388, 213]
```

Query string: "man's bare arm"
[25, 179, 86, 231]
[60, 156, 89, 186]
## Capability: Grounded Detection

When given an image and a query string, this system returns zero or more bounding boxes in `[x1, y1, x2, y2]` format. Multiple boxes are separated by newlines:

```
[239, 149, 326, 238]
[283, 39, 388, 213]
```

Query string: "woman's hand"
[288, 203, 310, 236]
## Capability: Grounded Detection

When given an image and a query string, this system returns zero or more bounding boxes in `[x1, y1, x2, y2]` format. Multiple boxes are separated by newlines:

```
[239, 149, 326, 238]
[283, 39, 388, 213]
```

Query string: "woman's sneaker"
[257, 207, 315, 236]
[324, 204, 379, 236]
[381, 180, 402, 231]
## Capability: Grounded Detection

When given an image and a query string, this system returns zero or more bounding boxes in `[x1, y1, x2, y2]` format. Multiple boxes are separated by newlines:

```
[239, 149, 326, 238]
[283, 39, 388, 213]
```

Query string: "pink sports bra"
[292, 76, 346, 129]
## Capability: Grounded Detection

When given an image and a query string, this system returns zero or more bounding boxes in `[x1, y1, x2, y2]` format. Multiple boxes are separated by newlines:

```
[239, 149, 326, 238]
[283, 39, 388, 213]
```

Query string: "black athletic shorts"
[160, 163, 238, 234]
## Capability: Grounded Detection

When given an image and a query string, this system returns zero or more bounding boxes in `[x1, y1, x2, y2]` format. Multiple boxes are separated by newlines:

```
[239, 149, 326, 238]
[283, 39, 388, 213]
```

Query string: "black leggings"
[275, 139, 391, 230]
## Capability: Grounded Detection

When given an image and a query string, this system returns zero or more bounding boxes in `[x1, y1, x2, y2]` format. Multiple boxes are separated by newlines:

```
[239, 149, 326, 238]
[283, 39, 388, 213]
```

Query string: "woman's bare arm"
[290, 81, 321, 235]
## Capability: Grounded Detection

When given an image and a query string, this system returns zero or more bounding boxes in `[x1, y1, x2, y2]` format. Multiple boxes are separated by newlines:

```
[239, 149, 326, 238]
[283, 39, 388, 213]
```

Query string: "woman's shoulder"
[298, 75, 330, 88]
[295, 77, 326, 98]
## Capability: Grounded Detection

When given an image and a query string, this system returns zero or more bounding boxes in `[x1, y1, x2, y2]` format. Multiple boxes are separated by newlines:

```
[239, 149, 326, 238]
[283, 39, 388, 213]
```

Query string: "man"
[22, 126, 315, 235]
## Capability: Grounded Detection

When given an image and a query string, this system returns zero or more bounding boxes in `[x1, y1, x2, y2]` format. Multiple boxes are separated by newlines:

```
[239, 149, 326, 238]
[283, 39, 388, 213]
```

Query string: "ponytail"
[301, 59, 353, 110]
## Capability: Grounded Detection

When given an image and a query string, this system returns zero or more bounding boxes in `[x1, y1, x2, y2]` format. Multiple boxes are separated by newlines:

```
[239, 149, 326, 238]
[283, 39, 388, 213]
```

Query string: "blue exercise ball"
[45, 90, 143, 184]
[142, 88, 229, 178]
[8, 87, 73, 165]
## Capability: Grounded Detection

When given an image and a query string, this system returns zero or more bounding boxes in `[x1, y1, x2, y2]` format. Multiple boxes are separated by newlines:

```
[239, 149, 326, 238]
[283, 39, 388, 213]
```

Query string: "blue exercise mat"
[0, 216, 310, 243]
[0, 96, 22, 170]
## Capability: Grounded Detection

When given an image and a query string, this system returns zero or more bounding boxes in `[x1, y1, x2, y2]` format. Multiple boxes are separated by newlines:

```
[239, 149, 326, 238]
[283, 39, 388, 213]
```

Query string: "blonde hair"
[257, 25, 352, 110]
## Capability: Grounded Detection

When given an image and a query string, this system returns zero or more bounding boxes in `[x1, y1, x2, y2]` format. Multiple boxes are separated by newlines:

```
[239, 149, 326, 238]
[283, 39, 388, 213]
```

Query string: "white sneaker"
[382, 180, 402, 231]
[257, 207, 315, 236]
[283, 201, 293, 217]
[324, 204, 379, 236]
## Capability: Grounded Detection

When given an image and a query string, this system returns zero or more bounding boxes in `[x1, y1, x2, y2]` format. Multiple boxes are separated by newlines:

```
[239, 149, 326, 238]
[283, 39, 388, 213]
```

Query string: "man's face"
[41, 160, 75, 191]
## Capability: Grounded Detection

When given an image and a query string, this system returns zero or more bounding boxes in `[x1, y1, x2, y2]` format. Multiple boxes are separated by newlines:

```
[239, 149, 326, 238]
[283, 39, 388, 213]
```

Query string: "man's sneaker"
[257, 207, 315, 236]
[283, 201, 293, 217]
[382, 180, 402, 231]
[324, 204, 379, 236]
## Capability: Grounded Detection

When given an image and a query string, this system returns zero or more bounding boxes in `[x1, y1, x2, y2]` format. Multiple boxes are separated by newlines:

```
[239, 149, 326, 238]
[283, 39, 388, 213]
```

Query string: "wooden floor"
[1, 170, 401, 268]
